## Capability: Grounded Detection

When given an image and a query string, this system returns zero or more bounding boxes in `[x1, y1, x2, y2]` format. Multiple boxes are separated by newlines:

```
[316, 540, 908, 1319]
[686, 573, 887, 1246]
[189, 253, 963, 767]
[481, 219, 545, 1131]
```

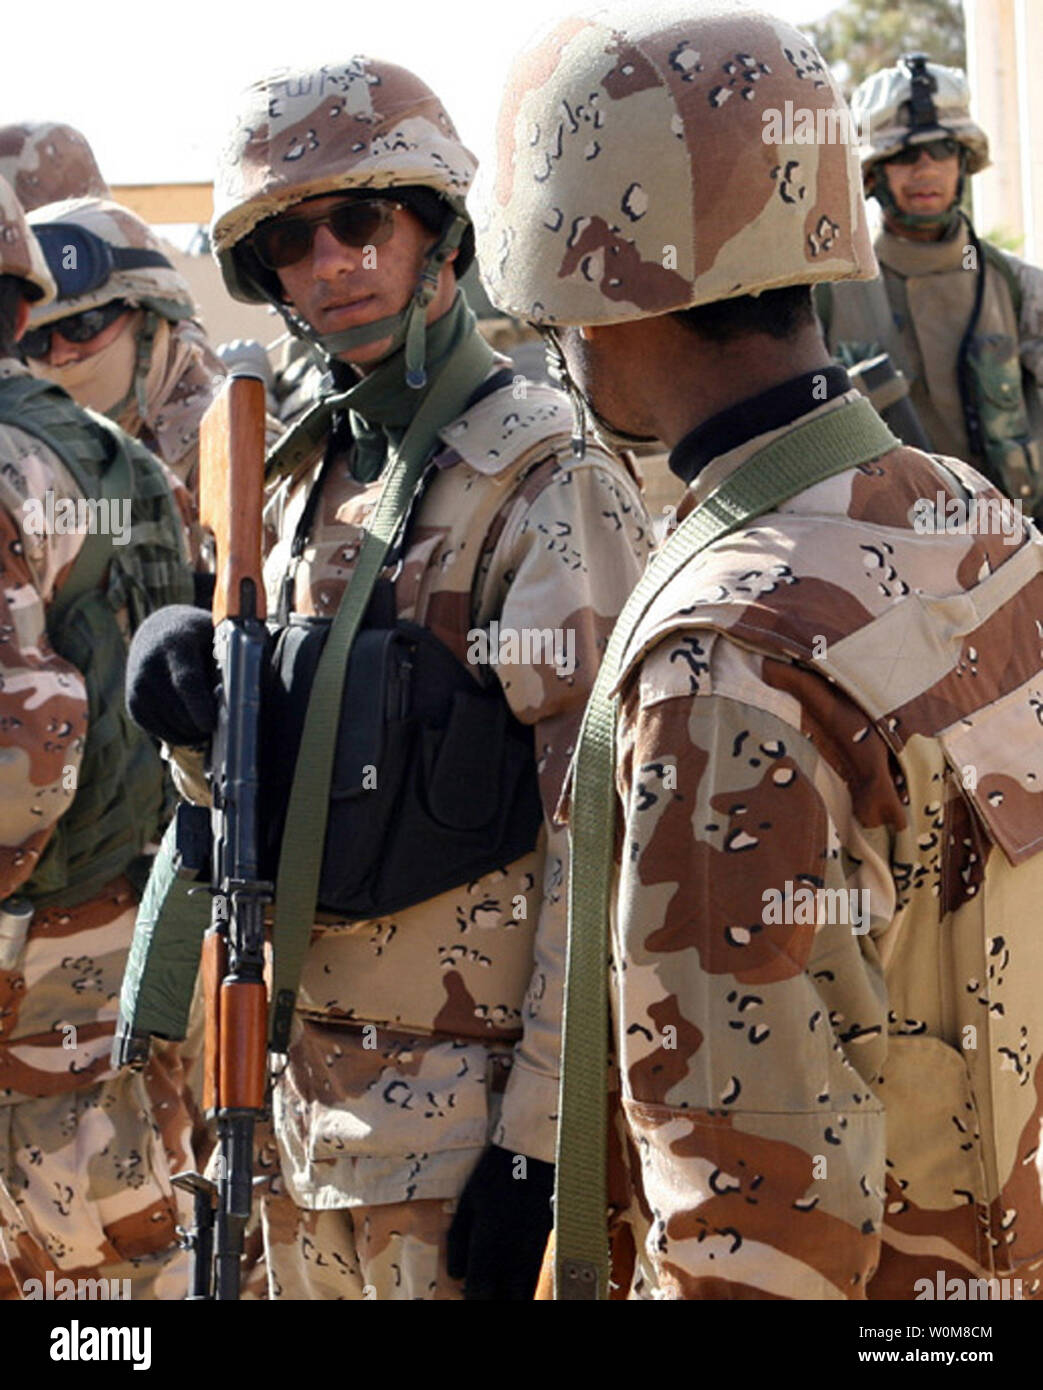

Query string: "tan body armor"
[824, 226, 1043, 510]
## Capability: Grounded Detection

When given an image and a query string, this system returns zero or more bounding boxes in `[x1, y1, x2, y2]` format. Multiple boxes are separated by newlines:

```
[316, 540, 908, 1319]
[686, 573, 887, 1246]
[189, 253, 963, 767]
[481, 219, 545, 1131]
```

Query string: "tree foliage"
[805, 0, 967, 95]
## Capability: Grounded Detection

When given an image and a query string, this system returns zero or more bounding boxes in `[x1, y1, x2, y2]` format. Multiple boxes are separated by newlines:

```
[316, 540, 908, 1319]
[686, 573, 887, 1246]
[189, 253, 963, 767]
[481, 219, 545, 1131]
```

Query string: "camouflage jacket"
[607, 387, 1043, 1300]
[823, 225, 1043, 466]
[0, 357, 195, 1103]
[117, 317, 226, 494]
[178, 367, 651, 1205]
[0, 359, 89, 908]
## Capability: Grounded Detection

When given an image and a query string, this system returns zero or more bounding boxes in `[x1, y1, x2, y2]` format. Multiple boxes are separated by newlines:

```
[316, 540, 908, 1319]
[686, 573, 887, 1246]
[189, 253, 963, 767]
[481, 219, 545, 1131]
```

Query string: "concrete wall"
[964, 0, 1043, 260]
[163, 244, 285, 351]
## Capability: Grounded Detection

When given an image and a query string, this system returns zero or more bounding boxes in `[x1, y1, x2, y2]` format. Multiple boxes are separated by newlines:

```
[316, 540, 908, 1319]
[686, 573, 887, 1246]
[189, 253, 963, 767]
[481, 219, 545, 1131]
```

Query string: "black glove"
[125, 604, 218, 746]
[447, 1145, 554, 1299]
[192, 570, 216, 611]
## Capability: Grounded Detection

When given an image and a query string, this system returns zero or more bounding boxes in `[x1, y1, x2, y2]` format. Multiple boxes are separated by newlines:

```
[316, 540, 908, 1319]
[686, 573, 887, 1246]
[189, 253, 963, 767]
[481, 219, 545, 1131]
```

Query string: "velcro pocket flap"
[937, 671, 1043, 865]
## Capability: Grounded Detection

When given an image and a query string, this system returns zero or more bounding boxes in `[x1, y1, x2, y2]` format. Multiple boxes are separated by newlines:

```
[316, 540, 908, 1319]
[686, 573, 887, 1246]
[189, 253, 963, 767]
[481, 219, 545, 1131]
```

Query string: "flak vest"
[0, 376, 192, 909]
[115, 376, 578, 1056]
[823, 229, 1043, 512]
[261, 379, 568, 934]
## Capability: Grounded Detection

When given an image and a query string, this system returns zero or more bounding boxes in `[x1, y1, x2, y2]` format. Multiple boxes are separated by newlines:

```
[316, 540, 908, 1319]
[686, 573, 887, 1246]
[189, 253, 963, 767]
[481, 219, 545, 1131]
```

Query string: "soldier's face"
[274, 196, 456, 367]
[881, 148, 961, 219]
[38, 308, 135, 367]
[558, 324, 659, 439]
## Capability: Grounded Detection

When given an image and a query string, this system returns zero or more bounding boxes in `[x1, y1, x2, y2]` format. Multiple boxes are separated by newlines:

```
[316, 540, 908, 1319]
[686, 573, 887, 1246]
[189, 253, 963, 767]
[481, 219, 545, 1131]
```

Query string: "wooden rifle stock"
[173, 372, 270, 1300]
[200, 374, 268, 628]
[534, 1231, 554, 1300]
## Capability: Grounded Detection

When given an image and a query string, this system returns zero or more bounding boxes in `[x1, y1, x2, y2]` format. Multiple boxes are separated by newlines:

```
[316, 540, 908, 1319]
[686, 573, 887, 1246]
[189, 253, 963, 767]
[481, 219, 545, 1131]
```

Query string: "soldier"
[474, 0, 1043, 1299]
[124, 57, 651, 1299]
[819, 55, 1043, 518]
[0, 175, 196, 1299]
[20, 198, 225, 498]
[0, 123, 110, 213]
[1, 128, 220, 1273]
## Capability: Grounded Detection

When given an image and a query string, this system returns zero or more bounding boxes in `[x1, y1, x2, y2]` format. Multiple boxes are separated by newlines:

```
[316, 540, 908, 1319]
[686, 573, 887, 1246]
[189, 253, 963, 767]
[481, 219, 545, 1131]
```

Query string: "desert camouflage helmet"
[471, 0, 875, 327]
[26, 197, 196, 329]
[852, 55, 990, 178]
[0, 175, 55, 305]
[0, 123, 110, 213]
[211, 57, 477, 305]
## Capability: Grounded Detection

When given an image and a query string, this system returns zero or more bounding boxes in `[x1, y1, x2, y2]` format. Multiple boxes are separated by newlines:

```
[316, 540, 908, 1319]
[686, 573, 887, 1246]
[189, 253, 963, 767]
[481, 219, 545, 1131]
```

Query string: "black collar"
[669, 366, 853, 486]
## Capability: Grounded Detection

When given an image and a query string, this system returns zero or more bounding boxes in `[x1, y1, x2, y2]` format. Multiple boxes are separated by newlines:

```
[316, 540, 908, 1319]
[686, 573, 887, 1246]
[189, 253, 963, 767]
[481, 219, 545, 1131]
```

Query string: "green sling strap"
[269, 328, 495, 1049]
[265, 388, 349, 481]
[555, 395, 899, 1300]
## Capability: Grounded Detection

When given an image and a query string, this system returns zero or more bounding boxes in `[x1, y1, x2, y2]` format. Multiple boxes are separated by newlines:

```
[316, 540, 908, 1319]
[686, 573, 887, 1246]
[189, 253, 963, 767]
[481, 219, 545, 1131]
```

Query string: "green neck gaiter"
[339, 291, 475, 483]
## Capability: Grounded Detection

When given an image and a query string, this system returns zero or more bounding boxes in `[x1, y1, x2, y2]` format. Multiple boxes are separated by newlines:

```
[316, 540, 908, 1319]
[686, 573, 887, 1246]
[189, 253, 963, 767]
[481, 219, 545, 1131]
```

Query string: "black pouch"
[261, 616, 544, 919]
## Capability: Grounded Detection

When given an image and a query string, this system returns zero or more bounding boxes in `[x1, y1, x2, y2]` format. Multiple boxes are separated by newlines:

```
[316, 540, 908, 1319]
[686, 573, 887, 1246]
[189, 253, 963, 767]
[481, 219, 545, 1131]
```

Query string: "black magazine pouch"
[261, 615, 543, 920]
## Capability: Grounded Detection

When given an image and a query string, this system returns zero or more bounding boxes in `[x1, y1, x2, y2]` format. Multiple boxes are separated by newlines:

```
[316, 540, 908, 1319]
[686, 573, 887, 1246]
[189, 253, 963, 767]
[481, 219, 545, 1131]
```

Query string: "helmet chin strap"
[107, 308, 160, 421]
[275, 214, 467, 390]
[538, 325, 660, 460]
[871, 155, 966, 236]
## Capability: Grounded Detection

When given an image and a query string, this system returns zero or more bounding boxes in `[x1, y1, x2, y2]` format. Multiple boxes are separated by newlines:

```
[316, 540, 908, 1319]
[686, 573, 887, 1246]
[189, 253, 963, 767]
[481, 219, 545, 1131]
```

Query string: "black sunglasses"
[250, 198, 403, 271]
[887, 137, 960, 166]
[21, 299, 132, 360]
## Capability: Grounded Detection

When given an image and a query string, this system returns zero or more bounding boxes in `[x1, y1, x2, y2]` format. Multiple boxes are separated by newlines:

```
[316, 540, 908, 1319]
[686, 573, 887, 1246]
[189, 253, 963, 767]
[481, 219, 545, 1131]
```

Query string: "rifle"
[846, 351, 933, 452]
[172, 372, 271, 1300]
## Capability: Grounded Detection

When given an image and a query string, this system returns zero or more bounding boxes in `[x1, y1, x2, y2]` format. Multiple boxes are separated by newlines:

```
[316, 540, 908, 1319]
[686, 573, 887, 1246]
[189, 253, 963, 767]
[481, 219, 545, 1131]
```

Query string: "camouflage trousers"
[259, 1187, 464, 1300]
[252, 1101, 464, 1301]
[0, 1066, 192, 1300]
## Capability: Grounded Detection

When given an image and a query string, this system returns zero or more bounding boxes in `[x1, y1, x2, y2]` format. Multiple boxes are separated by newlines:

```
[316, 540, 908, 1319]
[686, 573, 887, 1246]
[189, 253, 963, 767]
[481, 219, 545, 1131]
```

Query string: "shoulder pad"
[437, 380, 574, 476]
[613, 550, 737, 697]
[612, 521, 824, 696]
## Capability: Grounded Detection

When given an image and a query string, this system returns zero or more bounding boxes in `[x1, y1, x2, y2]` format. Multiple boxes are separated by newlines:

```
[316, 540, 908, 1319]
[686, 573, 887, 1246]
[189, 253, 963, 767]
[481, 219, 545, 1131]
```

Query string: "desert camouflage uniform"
[0, 132, 224, 490]
[173, 376, 652, 1299]
[0, 353, 195, 1299]
[0, 124, 109, 213]
[24, 198, 226, 496]
[180, 55, 655, 1298]
[20, 198, 220, 1166]
[0, 135, 225, 563]
[11, 176, 225, 1185]
[0, 177, 195, 1299]
[607, 388, 1043, 1298]
[474, 2, 1043, 1300]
